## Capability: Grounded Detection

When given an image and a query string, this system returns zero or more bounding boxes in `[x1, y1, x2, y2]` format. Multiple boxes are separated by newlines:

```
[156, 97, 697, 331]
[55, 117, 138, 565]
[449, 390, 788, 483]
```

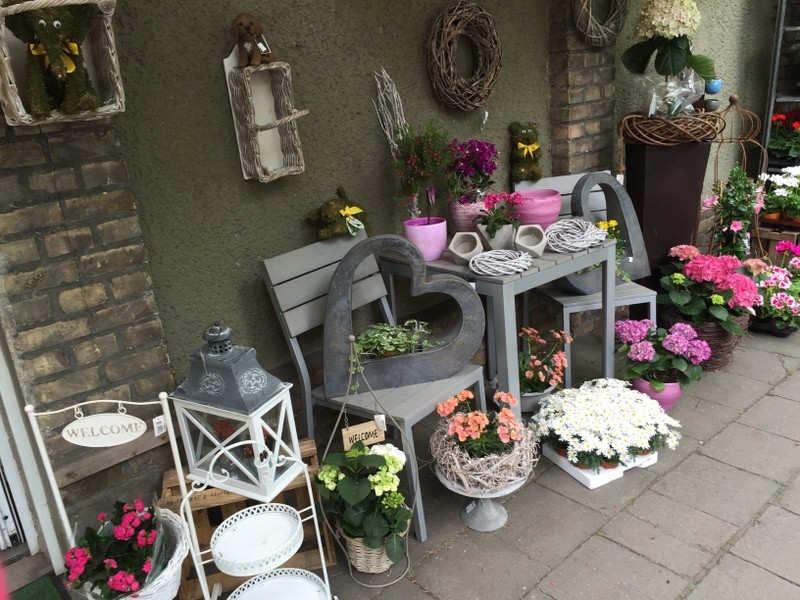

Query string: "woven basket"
[429, 423, 538, 494]
[338, 526, 407, 574]
[663, 313, 750, 372]
[70, 509, 189, 600]
[0, 0, 125, 126]
[619, 112, 726, 146]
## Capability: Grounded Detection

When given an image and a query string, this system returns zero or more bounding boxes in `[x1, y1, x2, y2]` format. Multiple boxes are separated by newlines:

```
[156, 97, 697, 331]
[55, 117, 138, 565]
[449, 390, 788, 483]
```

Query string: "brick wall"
[0, 117, 175, 515]
[547, 1, 617, 175]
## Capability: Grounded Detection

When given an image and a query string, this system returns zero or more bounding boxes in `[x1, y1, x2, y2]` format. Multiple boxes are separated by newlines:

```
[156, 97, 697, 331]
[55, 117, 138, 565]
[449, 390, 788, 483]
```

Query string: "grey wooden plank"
[262, 230, 367, 285]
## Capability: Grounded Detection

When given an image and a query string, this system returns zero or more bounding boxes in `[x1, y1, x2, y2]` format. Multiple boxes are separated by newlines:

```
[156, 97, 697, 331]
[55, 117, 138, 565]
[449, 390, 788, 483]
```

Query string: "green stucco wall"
[113, 1, 550, 376]
[113, 1, 776, 381]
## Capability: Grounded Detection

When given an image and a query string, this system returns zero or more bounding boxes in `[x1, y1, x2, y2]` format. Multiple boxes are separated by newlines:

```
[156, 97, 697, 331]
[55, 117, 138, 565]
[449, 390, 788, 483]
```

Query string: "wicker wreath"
[430, 422, 538, 494]
[426, 1, 502, 111]
[619, 112, 727, 146]
[572, 0, 628, 47]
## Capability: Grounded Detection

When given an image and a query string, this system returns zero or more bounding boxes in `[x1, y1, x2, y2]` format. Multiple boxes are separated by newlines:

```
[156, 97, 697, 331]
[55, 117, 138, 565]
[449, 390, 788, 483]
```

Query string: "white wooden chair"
[261, 231, 486, 542]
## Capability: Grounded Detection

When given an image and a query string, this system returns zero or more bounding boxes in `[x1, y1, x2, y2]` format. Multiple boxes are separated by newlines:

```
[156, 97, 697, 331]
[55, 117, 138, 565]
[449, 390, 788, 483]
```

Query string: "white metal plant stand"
[167, 424, 332, 600]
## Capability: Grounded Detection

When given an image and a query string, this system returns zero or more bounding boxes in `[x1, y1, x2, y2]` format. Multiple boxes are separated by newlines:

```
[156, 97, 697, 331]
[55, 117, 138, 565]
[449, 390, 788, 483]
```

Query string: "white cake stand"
[434, 466, 526, 531]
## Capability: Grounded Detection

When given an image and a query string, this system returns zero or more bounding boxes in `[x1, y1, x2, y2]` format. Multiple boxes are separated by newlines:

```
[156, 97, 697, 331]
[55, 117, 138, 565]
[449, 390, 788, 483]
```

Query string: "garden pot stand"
[434, 467, 525, 532]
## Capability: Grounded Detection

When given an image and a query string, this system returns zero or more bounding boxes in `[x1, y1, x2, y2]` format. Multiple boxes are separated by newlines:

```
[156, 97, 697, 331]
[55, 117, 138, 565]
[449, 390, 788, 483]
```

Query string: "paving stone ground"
[316, 332, 800, 600]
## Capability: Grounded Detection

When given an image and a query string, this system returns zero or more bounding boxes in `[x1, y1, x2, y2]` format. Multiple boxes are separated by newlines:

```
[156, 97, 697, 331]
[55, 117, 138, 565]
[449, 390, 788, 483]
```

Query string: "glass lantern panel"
[185, 409, 261, 485]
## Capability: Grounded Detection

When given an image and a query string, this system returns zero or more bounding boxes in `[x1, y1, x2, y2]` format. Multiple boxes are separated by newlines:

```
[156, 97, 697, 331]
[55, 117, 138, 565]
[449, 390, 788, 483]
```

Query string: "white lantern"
[168, 323, 303, 502]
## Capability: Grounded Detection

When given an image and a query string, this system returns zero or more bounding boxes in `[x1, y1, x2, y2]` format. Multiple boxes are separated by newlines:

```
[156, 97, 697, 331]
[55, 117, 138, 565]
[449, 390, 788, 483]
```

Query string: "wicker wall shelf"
[0, 0, 125, 126]
[223, 47, 309, 184]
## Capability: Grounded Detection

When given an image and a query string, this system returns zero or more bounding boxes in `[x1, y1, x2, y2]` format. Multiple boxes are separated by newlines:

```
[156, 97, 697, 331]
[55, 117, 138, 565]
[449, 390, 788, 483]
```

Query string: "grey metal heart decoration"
[555, 172, 651, 294]
[323, 235, 485, 397]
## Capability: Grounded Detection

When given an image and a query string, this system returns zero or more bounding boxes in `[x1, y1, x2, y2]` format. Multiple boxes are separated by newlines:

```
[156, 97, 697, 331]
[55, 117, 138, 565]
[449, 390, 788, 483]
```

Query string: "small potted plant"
[763, 165, 800, 223]
[659, 244, 760, 370]
[430, 389, 537, 490]
[446, 137, 499, 232]
[615, 319, 711, 411]
[354, 320, 437, 358]
[744, 244, 800, 336]
[64, 498, 187, 599]
[767, 112, 800, 161]
[394, 122, 453, 260]
[517, 326, 571, 412]
[475, 191, 523, 250]
[531, 378, 682, 473]
[317, 442, 412, 573]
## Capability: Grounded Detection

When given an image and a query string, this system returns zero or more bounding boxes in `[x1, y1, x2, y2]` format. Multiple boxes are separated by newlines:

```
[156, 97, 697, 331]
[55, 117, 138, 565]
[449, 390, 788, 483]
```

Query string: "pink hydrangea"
[614, 319, 656, 344]
[662, 332, 690, 355]
[628, 340, 656, 362]
[686, 339, 712, 365]
[667, 322, 697, 340]
[669, 244, 700, 261]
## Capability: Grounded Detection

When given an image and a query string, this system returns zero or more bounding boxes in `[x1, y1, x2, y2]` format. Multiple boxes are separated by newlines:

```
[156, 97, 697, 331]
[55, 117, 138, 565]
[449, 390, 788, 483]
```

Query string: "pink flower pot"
[630, 378, 682, 412]
[448, 201, 485, 233]
[514, 189, 562, 231]
[403, 217, 447, 261]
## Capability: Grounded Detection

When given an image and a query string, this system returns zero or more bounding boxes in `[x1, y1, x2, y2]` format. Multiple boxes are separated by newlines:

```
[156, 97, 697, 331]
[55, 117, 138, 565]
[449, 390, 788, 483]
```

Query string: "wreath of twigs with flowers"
[426, 1, 502, 111]
[573, 0, 629, 47]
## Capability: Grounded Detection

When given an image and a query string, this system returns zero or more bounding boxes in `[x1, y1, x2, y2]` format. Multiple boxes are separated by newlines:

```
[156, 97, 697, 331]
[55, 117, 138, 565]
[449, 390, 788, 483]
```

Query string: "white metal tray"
[210, 503, 303, 576]
[228, 568, 329, 599]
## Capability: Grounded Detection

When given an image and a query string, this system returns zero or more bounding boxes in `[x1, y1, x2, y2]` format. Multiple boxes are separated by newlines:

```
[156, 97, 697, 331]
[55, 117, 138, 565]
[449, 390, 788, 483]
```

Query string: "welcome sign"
[62, 413, 147, 448]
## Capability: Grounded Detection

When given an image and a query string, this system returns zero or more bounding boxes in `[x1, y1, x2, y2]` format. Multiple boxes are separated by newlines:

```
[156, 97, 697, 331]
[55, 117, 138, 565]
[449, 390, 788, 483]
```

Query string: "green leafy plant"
[394, 122, 453, 220]
[354, 320, 437, 358]
[317, 442, 412, 563]
[621, 0, 714, 81]
[764, 165, 800, 218]
[768, 112, 800, 160]
[703, 166, 763, 260]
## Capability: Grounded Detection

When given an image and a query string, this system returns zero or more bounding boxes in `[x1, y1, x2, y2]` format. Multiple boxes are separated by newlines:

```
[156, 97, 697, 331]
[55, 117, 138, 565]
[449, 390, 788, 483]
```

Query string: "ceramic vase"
[630, 378, 682, 412]
[448, 232, 483, 265]
[403, 217, 447, 261]
[476, 224, 515, 250]
[514, 189, 561, 231]
[448, 198, 485, 233]
[514, 224, 547, 257]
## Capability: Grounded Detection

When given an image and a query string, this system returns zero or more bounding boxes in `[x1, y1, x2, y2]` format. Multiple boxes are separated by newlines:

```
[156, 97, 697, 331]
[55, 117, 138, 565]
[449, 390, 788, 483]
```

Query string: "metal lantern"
[169, 323, 302, 502]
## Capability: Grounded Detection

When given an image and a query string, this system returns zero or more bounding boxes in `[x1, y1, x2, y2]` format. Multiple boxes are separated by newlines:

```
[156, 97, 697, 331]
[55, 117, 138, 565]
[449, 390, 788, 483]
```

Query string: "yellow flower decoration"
[597, 221, 610, 230]
[671, 273, 686, 284]
[710, 294, 724, 305]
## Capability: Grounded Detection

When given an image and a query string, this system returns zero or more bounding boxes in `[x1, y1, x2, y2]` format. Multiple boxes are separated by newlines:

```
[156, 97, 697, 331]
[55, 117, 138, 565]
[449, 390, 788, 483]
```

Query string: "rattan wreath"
[573, 0, 628, 46]
[619, 112, 726, 146]
[545, 218, 607, 253]
[469, 250, 533, 276]
[426, 1, 502, 111]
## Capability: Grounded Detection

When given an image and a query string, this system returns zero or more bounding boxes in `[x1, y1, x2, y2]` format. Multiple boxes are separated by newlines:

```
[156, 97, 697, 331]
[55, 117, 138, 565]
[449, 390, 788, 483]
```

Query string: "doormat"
[12, 573, 70, 600]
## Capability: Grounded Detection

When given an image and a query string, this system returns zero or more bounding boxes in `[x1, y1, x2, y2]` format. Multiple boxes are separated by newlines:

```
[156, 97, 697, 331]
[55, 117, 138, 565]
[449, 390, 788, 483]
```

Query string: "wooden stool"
[533, 282, 658, 387]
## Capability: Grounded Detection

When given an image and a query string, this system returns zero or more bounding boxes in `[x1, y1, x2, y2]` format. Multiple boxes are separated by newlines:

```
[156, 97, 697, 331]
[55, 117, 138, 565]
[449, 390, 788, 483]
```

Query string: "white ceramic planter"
[448, 232, 483, 265]
[515, 224, 546, 257]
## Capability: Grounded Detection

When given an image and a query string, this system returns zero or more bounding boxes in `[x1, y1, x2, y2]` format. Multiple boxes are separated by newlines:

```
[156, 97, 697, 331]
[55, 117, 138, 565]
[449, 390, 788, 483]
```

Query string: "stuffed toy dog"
[230, 13, 275, 67]
[5, 2, 100, 118]
[307, 188, 370, 240]
[509, 121, 544, 183]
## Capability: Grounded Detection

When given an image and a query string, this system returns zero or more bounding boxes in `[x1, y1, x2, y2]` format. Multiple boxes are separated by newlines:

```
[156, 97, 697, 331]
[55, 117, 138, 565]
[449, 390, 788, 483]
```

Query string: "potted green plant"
[767, 112, 800, 160]
[743, 245, 800, 336]
[354, 320, 436, 358]
[394, 122, 453, 260]
[317, 442, 412, 573]
[446, 137, 499, 232]
[702, 166, 763, 260]
[764, 165, 800, 221]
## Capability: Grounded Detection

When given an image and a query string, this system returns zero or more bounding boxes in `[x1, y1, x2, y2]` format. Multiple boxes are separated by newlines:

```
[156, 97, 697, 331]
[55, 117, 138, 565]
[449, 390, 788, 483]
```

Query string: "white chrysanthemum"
[635, 0, 701, 40]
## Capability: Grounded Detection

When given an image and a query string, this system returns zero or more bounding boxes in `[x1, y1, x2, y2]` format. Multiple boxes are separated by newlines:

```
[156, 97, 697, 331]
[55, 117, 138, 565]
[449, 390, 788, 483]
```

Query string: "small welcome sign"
[341, 421, 385, 451]
[62, 413, 147, 448]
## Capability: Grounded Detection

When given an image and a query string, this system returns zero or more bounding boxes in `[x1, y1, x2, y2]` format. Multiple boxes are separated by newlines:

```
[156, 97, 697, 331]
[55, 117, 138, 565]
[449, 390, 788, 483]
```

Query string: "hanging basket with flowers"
[429, 390, 538, 495]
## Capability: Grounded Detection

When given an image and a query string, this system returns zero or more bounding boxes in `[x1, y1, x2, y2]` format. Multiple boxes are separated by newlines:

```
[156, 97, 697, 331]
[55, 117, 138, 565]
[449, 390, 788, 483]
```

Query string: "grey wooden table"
[380, 240, 617, 418]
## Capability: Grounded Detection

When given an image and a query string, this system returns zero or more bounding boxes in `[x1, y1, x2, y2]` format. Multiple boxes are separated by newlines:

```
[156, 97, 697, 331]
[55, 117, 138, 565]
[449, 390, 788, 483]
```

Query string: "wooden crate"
[755, 227, 799, 264]
[159, 439, 336, 600]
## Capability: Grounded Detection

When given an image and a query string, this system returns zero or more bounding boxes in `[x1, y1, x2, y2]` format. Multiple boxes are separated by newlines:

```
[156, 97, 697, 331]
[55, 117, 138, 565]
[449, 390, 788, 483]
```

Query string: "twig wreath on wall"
[573, 0, 629, 47]
[426, 1, 502, 111]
